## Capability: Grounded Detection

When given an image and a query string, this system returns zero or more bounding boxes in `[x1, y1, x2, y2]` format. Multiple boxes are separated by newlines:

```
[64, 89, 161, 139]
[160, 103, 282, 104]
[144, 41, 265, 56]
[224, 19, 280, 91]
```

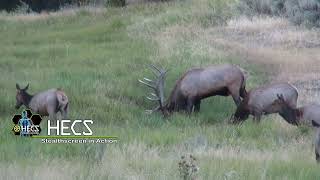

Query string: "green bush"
[14, 1, 30, 14]
[199, 0, 236, 27]
[237, 0, 273, 15]
[238, 0, 320, 27]
[285, 0, 320, 27]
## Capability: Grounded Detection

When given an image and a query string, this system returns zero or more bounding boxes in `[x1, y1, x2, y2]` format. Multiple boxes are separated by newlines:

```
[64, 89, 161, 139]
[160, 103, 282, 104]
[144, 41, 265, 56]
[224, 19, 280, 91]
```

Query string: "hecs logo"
[12, 109, 42, 136]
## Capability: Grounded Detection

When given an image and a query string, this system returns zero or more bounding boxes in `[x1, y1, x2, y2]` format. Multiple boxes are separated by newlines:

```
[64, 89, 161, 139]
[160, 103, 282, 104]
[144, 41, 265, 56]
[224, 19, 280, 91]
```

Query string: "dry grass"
[146, 15, 320, 103]
[150, 15, 320, 76]
[1, 130, 314, 180]
[0, 160, 80, 180]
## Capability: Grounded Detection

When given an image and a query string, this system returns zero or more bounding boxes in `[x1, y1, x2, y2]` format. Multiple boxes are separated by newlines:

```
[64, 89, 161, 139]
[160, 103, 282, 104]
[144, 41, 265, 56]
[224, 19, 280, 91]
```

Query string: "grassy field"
[1, 0, 320, 179]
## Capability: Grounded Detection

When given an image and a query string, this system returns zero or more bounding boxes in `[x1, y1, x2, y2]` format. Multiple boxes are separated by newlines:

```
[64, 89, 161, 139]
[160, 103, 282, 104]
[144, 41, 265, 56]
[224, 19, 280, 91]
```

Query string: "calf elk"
[139, 64, 247, 116]
[15, 83, 69, 120]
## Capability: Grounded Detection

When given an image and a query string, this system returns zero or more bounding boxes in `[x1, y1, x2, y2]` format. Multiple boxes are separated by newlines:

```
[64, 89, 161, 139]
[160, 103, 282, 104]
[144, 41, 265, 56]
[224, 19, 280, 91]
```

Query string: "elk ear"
[16, 83, 20, 90]
[24, 83, 29, 90]
[277, 94, 285, 101]
[312, 120, 320, 128]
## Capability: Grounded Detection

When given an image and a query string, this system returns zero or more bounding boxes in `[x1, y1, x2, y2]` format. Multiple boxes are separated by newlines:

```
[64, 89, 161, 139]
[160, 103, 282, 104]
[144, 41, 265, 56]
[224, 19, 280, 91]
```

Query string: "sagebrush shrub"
[285, 0, 320, 27]
[238, 0, 320, 27]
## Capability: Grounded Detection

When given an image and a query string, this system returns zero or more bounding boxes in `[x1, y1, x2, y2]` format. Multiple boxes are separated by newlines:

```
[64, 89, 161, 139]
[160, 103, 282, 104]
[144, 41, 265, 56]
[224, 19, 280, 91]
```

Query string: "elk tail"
[56, 90, 69, 114]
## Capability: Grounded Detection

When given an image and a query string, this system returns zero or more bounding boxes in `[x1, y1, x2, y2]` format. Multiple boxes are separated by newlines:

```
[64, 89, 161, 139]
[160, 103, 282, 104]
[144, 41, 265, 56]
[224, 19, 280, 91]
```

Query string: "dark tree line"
[0, 0, 172, 12]
[0, 0, 94, 13]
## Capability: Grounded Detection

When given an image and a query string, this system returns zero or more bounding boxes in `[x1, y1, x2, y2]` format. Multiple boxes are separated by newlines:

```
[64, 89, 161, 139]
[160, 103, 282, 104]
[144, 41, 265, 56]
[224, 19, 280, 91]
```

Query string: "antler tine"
[149, 64, 162, 73]
[145, 106, 160, 114]
[138, 79, 156, 90]
[150, 64, 168, 76]
[147, 96, 159, 101]
[143, 77, 153, 83]
[150, 92, 158, 97]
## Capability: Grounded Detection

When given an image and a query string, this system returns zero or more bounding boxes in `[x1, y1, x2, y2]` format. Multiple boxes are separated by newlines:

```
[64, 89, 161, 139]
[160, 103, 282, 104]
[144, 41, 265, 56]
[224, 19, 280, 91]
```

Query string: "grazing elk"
[15, 83, 69, 120]
[232, 83, 299, 125]
[139, 64, 247, 116]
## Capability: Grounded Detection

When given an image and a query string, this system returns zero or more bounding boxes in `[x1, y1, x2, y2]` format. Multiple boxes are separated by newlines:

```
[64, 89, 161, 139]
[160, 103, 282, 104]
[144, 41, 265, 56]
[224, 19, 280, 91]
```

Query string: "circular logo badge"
[13, 125, 21, 133]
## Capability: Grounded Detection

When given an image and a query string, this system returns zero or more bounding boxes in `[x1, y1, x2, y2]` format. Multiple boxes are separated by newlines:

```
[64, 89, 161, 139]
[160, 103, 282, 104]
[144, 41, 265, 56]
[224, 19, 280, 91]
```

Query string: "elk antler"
[276, 94, 285, 102]
[139, 65, 168, 114]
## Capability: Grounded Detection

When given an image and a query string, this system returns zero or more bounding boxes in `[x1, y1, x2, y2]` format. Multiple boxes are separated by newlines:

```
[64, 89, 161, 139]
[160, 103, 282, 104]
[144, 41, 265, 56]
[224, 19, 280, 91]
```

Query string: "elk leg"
[253, 113, 262, 123]
[60, 111, 68, 120]
[47, 106, 57, 121]
[60, 104, 68, 119]
[229, 88, 241, 106]
[194, 100, 201, 112]
[232, 95, 241, 106]
[316, 151, 320, 163]
[186, 98, 195, 114]
[49, 113, 57, 121]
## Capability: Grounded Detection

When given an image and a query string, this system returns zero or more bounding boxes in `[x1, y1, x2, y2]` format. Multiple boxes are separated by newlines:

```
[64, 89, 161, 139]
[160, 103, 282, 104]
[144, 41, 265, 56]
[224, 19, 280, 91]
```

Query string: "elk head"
[139, 65, 169, 117]
[15, 83, 31, 109]
[272, 94, 299, 125]
[232, 95, 250, 124]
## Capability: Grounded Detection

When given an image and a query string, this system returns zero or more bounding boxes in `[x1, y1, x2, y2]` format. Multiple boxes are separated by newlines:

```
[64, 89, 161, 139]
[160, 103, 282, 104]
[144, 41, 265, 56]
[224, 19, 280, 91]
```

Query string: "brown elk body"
[270, 95, 320, 162]
[233, 83, 298, 125]
[312, 121, 320, 163]
[15, 83, 69, 120]
[139, 64, 247, 116]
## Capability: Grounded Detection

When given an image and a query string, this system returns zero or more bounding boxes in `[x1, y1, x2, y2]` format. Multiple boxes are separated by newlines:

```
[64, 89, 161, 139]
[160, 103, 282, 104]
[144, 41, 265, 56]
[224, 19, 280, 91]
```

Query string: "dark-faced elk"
[270, 94, 320, 162]
[271, 94, 320, 126]
[15, 83, 69, 120]
[139, 64, 247, 116]
[233, 82, 299, 125]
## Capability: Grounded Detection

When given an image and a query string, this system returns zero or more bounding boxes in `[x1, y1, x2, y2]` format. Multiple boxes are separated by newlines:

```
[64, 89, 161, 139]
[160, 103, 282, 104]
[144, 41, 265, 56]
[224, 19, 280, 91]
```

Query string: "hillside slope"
[1, 1, 320, 179]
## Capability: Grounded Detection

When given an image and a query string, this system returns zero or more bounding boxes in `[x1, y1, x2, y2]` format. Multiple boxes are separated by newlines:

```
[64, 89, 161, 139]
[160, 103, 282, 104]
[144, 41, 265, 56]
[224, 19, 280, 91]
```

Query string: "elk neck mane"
[166, 77, 183, 109]
[165, 71, 192, 111]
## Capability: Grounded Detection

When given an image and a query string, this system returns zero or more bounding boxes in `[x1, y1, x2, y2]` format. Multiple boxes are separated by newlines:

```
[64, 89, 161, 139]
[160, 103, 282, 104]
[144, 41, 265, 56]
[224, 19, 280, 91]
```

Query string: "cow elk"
[15, 83, 69, 120]
[233, 83, 299, 125]
[139, 64, 247, 116]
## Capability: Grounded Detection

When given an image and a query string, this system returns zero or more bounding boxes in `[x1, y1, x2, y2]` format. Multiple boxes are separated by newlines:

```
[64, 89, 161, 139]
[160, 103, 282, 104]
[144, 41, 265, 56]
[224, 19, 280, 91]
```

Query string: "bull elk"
[15, 83, 69, 120]
[232, 82, 299, 125]
[139, 64, 247, 116]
